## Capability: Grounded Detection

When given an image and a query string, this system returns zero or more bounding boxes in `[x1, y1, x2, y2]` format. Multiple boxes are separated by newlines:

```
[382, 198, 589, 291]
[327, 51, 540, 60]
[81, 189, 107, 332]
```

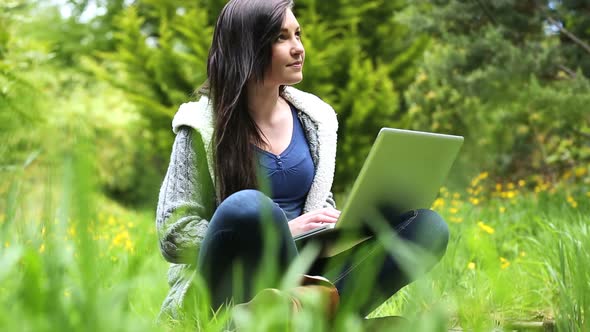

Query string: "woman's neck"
[246, 83, 284, 125]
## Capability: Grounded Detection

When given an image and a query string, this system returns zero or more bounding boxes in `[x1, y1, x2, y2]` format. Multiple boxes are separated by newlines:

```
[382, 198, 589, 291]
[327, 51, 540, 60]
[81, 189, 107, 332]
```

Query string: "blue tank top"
[255, 103, 315, 220]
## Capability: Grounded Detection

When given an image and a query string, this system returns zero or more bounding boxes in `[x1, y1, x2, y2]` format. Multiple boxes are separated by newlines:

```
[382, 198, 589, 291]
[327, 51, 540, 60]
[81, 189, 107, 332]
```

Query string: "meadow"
[2, 2, 590, 330]
[1, 146, 588, 331]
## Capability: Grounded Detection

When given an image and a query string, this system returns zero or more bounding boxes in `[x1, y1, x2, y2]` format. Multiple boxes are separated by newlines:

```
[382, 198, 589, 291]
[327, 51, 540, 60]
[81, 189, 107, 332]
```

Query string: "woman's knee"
[211, 189, 285, 230]
[410, 209, 450, 257]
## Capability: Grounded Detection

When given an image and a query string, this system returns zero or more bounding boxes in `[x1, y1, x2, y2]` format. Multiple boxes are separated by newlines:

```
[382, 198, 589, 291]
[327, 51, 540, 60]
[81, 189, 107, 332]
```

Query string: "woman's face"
[265, 9, 305, 86]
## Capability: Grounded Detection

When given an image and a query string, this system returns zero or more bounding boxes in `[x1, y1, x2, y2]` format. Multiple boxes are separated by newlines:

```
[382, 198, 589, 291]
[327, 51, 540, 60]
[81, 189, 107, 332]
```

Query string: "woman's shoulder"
[283, 86, 338, 129]
[171, 95, 214, 135]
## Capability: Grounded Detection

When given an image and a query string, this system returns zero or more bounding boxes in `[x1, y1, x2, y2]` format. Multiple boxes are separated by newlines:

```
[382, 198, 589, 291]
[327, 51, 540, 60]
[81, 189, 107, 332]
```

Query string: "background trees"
[3, 0, 589, 206]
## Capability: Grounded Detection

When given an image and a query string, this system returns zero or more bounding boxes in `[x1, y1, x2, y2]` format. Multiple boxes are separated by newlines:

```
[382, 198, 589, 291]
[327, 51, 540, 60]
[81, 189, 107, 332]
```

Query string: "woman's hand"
[289, 208, 341, 237]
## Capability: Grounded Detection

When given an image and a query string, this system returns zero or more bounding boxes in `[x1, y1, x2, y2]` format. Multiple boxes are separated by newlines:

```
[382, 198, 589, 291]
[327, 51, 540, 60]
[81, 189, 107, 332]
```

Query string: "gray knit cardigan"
[155, 86, 339, 319]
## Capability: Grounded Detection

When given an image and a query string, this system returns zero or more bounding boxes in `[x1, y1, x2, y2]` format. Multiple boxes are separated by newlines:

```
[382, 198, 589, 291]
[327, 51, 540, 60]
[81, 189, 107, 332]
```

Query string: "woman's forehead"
[281, 9, 300, 30]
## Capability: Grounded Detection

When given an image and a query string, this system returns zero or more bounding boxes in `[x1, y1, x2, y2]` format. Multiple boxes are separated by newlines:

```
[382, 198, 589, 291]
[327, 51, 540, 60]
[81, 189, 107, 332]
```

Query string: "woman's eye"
[276, 32, 302, 42]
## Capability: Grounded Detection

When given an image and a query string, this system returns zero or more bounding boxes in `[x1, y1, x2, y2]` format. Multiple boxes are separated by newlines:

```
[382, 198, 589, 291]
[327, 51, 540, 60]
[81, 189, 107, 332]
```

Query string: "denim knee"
[415, 208, 449, 257]
[211, 189, 284, 231]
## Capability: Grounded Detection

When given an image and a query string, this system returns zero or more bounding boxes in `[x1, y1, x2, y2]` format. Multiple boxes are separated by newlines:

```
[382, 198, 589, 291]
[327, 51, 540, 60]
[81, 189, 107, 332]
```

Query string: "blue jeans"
[197, 189, 449, 316]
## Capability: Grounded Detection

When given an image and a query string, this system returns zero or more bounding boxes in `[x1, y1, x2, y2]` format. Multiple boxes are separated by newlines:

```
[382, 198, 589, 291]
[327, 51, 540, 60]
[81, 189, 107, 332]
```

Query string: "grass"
[1, 140, 589, 331]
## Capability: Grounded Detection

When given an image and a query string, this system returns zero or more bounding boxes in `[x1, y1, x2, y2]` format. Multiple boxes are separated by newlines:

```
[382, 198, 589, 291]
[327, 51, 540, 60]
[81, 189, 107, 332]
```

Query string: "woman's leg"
[196, 189, 298, 309]
[308, 208, 449, 317]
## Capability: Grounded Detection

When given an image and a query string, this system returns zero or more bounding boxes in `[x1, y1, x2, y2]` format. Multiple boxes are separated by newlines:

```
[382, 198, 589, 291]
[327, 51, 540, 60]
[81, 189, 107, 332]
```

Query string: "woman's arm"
[156, 126, 216, 264]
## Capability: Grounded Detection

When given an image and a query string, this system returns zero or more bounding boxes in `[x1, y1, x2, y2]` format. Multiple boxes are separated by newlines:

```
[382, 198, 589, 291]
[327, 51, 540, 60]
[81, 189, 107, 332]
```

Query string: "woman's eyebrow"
[280, 26, 301, 32]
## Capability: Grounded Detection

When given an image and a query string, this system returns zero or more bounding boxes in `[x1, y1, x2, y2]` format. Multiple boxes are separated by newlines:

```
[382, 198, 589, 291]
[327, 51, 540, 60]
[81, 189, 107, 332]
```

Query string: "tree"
[401, 0, 590, 181]
[57, 0, 428, 198]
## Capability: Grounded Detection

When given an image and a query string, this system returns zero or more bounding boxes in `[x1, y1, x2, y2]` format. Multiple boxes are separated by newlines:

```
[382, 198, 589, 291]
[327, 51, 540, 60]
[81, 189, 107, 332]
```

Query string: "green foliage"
[402, 0, 590, 183]
[73, 0, 428, 195]
[0, 0, 46, 168]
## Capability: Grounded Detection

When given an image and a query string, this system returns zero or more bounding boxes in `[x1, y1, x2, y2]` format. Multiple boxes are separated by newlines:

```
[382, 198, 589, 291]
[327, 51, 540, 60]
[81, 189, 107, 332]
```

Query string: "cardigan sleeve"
[155, 126, 216, 264]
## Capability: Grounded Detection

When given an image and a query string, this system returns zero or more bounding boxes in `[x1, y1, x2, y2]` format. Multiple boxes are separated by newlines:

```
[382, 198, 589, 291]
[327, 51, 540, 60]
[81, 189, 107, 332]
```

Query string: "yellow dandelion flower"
[470, 197, 480, 205]
[451, 200, 461, 207]
[467, 262, 476, 270]
[41, 226, 46, 236]
[518, 180, 526, 187]
[495, 183, 502, 192]
[562, 170, 572, 180]
[449, 217, 464, 223]
[500, 257, 510, 269]
[39, 243, 46, 253]
[499, 206, 506, 213]
[67, 226, 76, 237]
[567, 195, 578, 208]
[519, 251, 526, 257]
[506, 191, 516, 199]
[108, 216, 116, 226]
[470, 178, 479, 187]
[432, 198, 445, 209]
[453, 193, 461, 199]
[479, 172, 489, 180]
[507, 182, 515, 190]
[478, 221, 495, 234]
[125, 239, 134, 253]
[449, 207, 459, 214]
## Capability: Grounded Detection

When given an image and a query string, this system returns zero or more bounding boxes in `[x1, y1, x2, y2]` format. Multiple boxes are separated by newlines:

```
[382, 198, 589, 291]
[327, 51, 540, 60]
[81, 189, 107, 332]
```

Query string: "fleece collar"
[171, 86, 338, 211]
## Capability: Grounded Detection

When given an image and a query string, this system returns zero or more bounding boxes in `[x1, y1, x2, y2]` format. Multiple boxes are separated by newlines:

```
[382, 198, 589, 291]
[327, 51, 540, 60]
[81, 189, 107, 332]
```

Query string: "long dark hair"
[205, 0, 294, 202]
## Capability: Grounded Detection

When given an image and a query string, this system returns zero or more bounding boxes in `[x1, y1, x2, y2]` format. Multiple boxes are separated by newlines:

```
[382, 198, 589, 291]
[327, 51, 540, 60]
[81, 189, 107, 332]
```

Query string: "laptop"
[294, 128, 464, 255]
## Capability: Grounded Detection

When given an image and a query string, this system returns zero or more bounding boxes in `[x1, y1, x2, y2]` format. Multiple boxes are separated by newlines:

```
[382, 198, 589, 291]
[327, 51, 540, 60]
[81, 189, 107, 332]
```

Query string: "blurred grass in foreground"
[1, 135, 589, 331]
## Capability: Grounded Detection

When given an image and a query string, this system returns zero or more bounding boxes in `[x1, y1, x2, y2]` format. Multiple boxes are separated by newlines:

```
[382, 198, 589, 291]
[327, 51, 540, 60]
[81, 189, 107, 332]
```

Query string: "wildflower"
[39, 243, 45, 254]
[567, 196, 578, 208]
[500, 257, 510, 269]
[562, 170, 572, 180]
[519, 251, 526, 257]
[495, 183, 502, 192]
[125, 239, 134, 253]
[518, 180, 526, 187]
[41, 226, 46, 236]
[470, 197, 480, 205]
[432, 198, 445, 209]
[449, 207, 459, 214]
[453, 193, 461, 199]
[478, 221, 495, 234]
[505, 191, 516, 199]
[67, 226, 76, 237]
[586, 192, 590, 198]
[426, 91, 437, 100]
[64, 290, 71, 298]
[108, 216, 116, 226]
[507, 182, 515, 190]
[449, 217, 464, 223]
[467, 262, 476, 270]
[499, 207, 506, 214]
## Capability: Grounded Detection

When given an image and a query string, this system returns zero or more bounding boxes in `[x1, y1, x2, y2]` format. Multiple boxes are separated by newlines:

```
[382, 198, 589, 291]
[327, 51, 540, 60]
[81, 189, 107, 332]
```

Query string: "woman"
[156, 0, 449, 321]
